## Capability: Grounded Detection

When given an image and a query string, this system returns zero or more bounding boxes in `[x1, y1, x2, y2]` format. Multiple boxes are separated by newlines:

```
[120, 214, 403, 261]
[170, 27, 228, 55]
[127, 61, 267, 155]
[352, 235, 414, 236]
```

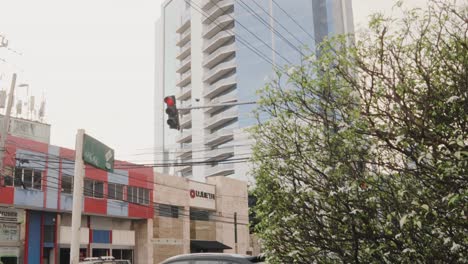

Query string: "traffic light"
[164, 95, 180, 130]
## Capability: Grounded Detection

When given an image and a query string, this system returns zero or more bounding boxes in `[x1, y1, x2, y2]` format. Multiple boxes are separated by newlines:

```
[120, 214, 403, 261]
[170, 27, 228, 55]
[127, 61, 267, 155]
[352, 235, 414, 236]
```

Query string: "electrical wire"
[237, 0, 307, 57]
[206, 0, 293, 65]
[1, 172, 250, 223]
[271, 0, 317, 42]
[12, 156, 251, 201]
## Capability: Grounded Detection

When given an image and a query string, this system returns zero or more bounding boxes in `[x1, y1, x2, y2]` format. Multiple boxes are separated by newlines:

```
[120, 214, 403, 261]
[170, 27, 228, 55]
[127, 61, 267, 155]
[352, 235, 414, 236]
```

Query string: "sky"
[0, 0, 428, 163]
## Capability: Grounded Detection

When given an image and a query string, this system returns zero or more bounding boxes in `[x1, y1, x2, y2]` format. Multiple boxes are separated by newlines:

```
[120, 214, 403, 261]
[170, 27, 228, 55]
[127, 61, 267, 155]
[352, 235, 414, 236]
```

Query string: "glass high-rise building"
[155, 0, 354, 183]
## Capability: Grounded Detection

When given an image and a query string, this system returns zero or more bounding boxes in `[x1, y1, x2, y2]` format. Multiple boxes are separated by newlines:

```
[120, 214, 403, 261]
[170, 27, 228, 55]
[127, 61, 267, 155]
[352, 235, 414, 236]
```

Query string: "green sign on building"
[82, 134, 114, 171]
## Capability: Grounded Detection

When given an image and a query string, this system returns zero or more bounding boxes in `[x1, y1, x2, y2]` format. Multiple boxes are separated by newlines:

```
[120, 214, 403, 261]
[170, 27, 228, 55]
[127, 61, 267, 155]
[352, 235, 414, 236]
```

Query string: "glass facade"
[157, 0, 353, 180]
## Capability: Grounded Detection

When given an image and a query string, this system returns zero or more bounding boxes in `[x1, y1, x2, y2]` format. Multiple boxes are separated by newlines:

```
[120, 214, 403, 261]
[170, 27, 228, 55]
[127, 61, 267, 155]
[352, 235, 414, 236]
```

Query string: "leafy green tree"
[251, 1, 467, 263]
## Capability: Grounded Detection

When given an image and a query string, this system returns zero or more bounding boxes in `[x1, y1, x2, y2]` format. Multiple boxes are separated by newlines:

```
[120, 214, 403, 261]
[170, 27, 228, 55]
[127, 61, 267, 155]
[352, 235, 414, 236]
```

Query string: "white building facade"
[155, 0, 354, 183]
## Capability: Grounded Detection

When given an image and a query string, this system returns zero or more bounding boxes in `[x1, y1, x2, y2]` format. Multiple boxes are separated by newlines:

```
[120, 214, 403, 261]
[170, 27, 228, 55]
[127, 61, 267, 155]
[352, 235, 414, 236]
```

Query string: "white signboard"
[188, 181, 216, 210]
[0, 247, 19, 257]
[0, 223, 19, 241]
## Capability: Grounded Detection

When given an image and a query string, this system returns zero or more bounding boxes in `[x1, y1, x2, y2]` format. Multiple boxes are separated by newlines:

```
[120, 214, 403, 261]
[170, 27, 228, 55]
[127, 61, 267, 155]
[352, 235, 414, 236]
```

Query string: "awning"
[190, 240, 232, 251]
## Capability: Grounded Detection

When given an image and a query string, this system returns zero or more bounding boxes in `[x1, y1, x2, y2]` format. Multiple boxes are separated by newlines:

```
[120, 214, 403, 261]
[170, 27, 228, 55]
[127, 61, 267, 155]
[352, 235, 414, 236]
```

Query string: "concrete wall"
[207, 176, 250, 255]
[134, 219, 153, 264]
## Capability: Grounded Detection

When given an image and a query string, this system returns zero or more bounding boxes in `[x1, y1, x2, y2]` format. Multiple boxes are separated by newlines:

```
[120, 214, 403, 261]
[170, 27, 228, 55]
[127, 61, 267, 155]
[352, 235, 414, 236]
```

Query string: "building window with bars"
[127, 186, 150, 205]
[11, 167, 43, 190]
[84, 178, 104, 198]
[157, 203, 179, 218]
[108, 182, 124, 201]
[61, 175, 73, 194]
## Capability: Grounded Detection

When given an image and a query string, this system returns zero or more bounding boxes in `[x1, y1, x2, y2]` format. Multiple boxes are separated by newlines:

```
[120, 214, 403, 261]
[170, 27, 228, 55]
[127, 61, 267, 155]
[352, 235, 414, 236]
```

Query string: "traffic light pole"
[177, 101, 256, 111]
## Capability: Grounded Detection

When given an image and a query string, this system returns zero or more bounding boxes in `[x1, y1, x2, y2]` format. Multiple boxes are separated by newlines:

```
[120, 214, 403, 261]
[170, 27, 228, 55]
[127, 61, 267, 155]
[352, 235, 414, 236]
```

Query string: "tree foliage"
[251, 1, 467, 263]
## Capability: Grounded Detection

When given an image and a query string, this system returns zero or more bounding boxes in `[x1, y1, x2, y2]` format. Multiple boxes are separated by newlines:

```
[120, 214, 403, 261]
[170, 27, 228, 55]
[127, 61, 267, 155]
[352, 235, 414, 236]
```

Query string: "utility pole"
[70, 129, 85, 264]
[234, 212, 238, 254]
[0, 73, 17, 171]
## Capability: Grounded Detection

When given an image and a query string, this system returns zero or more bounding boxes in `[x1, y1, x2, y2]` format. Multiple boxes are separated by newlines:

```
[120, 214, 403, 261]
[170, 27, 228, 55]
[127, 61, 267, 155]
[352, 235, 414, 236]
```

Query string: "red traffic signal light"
[164, 96, 175, 107]
[164, 95, 179, 130]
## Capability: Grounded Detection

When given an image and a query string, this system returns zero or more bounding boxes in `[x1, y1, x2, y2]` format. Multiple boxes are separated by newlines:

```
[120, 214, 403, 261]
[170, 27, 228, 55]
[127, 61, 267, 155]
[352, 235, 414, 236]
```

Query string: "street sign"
[82, 134, 114, 171]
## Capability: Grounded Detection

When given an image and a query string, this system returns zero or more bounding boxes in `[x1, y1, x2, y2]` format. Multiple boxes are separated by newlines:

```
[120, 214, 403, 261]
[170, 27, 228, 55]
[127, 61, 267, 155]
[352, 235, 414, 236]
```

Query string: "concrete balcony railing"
[202, 14, 234, 39]
[203, 59, 236, 84]
[205, 146, 234, 161]
[204, 92, 237, 113]
[203, 43, 236, 69]
[203, 31, 235, 54]
[177, 85, 191, 101]
[177, 55, 191, 74]
[204, 107, 237, 129]
[205, 163, 235, 177]
[176, 42, 191, 60]
[176, 30, 191, 47]
[201, 0, 222, 11]
[202, 0, 234, 24]
[176, 143, 192, 159]
[180, 112, 192, 129]
[176, 70, 192, 88]
[176, 129, 192, 143]
[204, 129, 234, 146]
[203, 74, 236, 99]
[176, 10, 191, 33]
[175, 165, 192, 174]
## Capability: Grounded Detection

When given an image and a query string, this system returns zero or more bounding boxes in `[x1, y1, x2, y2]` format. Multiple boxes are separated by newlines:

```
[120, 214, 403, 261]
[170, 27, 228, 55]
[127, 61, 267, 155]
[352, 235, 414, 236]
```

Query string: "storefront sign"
[0, 208, 19, 223]
[83, 134, 114, 171]
[190, 189, 215, 200]
[0, 223, 19, 241]
[188, 181, 216, 210]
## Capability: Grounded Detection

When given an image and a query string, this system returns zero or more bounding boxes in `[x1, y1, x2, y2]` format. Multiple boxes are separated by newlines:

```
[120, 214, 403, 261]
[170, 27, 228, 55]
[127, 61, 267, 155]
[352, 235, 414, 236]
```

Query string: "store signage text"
[0, 209, 18, 222]
[190, 189, 215, 200]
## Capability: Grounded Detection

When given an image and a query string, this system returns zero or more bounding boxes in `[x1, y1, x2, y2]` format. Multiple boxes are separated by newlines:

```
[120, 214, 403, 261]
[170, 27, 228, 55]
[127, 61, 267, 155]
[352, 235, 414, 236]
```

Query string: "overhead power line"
[237, 0, 307, 57]
[271, 0, 317, 42]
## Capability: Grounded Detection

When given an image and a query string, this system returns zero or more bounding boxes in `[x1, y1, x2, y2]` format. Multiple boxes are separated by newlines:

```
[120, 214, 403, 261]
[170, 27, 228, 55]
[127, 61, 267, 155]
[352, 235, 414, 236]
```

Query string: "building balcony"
[176, 70, 192, 88]
[204, 107, 237, 129]
[205, 163, 235, 177]
[178, 101, 192, 115]
[175, 165, 192, 174]
[202, 14, 234, 39]
[176, 129, 192, 143]
[203, 74, 236, 99]
[205, 129, 234, 146]
[204, 92, 237, 114]
[201, 0, 221, 11]
[203, 43, 236, 69]
[205, 146, 234, 161]
[203, 31, 235, 54]
[177, 55, 191, 74]
[177, 85, 192, 101]
[176, 42, 191, 60]
[176, 10, 191, 34]
[203, 59, 236, 84]
[202, 0, 234, 25]
[180, 112, 192, 129]
[176, 143, 192, 159]
[176, 30, 191, 47]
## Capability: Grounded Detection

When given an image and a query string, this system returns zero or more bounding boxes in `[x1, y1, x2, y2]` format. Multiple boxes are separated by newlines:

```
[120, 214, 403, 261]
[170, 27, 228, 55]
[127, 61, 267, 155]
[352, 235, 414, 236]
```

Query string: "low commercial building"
[0, 135, 250, 264]
[0, 135, 153, 264]
[153, 174, 250, 263]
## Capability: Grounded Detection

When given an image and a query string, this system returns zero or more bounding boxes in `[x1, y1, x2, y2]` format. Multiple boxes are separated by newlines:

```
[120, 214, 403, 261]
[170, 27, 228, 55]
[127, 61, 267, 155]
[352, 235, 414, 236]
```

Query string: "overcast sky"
[0, 0, 428, 163]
